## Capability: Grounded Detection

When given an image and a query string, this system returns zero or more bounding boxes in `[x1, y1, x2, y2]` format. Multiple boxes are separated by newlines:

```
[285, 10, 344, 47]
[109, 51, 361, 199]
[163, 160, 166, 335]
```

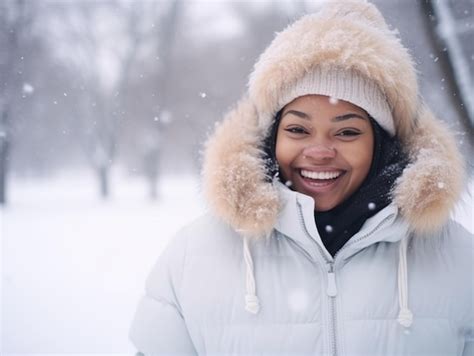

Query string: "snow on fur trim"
[393, 105, 465, 233]
[202, 98, 465, 237]
[248, 1, 418, 141]
[202, 97, 280, 238]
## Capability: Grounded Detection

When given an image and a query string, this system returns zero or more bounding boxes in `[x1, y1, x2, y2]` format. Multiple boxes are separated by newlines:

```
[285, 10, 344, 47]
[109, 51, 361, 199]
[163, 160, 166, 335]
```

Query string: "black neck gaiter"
[314, 118, 409, 257]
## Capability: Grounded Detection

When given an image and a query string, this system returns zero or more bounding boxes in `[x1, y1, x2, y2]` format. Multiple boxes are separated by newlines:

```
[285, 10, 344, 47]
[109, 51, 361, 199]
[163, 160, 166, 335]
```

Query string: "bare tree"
[425, 0, 474, 133]
[0, 0, 38, 205]
[42, 1, 151, 198]
[421, 0, 474, 161]
[143, 0, 184, 200]
[39, 2, 114, 198]
[39, 0, 185, 199]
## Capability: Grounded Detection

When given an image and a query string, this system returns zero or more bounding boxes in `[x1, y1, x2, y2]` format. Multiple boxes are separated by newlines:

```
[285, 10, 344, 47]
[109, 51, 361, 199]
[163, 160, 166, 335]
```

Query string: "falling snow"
[22, 83, 34, 94]
[329, 96, 339, 105]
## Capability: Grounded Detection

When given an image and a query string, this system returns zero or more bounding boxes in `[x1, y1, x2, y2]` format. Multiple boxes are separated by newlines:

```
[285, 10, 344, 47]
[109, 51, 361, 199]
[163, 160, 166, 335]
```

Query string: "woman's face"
[276, 94, 374, 211]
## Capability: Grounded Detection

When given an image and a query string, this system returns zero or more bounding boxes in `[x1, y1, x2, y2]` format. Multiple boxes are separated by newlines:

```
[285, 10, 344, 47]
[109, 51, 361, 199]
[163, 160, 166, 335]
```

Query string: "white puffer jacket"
[130, 1, 473, 354]
[129, 182, 473, 355]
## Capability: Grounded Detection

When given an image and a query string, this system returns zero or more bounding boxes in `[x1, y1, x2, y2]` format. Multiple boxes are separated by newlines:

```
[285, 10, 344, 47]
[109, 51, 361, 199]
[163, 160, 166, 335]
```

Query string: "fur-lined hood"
[202, 1, 465, 238]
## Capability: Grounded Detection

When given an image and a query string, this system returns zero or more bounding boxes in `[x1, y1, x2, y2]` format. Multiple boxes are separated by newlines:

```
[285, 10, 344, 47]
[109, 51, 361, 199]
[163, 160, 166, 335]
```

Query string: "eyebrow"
[282, 110, 367, 122]
[282, 110, 311, 120]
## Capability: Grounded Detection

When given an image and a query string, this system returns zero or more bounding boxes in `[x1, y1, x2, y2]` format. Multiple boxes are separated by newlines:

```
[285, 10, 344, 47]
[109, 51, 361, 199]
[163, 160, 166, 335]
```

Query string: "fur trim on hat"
[202, 97, 465, 237]
[393, 104, 465, 234]
[202, 97, 280, 238]
[248, 1, 418, 140]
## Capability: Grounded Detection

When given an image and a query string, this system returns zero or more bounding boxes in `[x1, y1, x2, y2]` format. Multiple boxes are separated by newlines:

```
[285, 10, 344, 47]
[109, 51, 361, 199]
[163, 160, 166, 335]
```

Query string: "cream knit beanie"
[278, 68, 394, 135]
[248, 1, 419, 140]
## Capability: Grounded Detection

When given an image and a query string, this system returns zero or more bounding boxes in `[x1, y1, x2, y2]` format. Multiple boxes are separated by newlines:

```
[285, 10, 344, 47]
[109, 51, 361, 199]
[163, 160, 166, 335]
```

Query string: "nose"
[302, 144, 336, 161]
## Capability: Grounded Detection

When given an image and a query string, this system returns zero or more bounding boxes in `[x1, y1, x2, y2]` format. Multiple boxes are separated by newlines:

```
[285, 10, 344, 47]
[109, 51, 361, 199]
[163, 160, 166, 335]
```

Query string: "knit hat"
[275, 68, 394, 135]
[248, 0, 418, 140]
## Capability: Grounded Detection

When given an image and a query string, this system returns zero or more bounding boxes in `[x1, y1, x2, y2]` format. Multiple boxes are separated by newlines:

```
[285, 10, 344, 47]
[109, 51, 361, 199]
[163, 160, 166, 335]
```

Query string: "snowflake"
[329, 97, 339, 105]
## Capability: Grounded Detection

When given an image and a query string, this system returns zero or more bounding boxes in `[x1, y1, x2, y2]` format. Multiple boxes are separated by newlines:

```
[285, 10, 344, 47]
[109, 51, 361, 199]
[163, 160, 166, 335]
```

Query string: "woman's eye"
[285, 127, 308, 134]
[337, 130, 361, 137]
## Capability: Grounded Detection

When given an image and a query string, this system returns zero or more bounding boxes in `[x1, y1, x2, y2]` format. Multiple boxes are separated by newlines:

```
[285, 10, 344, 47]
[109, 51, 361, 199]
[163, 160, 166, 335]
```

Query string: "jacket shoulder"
[410, 219, 473, 260]
[148, 212, 243, 291]
[437, 219, 473, 251]
[172, 211, 244, 255]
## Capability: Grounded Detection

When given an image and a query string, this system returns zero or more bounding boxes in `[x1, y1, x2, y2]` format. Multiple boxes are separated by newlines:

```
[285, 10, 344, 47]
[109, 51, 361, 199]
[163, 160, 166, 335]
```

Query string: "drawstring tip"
[397, 308, 413, 328]
[245, 294, 260, 314]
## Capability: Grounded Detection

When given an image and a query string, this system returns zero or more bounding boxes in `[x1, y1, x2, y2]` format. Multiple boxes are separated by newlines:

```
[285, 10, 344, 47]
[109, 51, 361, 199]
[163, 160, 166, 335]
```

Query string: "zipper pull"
[327, 265, 337, 297]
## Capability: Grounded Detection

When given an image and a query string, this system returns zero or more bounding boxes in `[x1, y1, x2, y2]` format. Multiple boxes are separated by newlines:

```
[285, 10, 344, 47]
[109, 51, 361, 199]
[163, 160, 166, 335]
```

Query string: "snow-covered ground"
[1, 172, 206, 355]
[1, 172, 472, 355]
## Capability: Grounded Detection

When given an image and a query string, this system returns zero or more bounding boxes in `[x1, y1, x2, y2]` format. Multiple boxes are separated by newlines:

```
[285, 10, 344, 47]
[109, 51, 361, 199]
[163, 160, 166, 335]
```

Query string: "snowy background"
[1, 173, 206, 354]
[1, 0, 473, 355]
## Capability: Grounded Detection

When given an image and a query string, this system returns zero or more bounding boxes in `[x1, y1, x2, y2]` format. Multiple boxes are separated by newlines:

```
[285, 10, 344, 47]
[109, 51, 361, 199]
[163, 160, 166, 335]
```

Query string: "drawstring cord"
[242, 234, 413, 327]
[243, 237, 260, 314]
[397, 235, 413, 328]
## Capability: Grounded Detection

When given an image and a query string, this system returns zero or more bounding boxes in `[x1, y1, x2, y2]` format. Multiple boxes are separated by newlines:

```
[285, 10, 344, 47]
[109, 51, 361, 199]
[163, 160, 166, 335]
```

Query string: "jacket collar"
[275, 181, 408, 261]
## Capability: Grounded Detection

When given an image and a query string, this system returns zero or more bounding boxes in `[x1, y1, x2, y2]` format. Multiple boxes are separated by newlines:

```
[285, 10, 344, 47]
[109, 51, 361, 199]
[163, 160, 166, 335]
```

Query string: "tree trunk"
[0, 136, 9, 205]
[144, 146, 160, 200]
[98, 165, 109, 199]
[149, 175, 158, 201]
[422, 1, 474, 145]
[0, 108, 10, 205]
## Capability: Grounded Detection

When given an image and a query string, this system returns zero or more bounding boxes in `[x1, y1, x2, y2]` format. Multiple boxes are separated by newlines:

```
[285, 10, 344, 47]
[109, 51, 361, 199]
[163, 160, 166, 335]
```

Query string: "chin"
[314, 200, 338, 212]
[313, 196, 344, 212]
[315, 205, 335, 212]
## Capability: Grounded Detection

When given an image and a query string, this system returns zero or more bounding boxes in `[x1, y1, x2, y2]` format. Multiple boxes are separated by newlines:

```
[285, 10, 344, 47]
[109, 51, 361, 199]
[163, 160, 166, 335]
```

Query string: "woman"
[129, 1, 473, 355]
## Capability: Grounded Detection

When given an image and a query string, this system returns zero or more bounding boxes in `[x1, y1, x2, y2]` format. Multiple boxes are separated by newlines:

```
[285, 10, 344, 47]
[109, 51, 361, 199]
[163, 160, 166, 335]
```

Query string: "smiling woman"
[269, 94, 410, 257]
[129, 1, 473, 355]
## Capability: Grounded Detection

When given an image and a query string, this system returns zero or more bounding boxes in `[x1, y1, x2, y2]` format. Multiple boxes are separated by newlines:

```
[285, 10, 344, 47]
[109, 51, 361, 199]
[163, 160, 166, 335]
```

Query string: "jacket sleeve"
[129, 230, 197, 355]
[462, 280, 474, 356]
[456, 221, 474, 356]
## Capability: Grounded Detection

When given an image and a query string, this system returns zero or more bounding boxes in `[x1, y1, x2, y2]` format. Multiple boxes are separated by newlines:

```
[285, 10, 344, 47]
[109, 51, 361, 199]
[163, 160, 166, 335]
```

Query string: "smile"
[300, 169, 342, 180]
[296, 168, 345, 194]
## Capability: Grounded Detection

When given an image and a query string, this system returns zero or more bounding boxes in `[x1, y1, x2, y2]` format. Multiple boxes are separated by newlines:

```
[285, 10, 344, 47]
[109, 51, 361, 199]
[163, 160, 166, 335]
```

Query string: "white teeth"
[300, 170, 341, 180]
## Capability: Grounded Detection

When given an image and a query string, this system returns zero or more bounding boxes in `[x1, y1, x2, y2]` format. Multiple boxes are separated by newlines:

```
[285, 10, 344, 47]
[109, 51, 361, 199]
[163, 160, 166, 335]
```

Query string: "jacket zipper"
[327, 262, 338, 356]
[296, 202, 338, 355]
[296, 201, 395, 356]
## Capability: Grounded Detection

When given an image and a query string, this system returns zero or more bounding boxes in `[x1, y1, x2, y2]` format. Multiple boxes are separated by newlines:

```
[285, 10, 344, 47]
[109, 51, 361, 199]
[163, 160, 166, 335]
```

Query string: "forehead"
[282, 94, 368, 117]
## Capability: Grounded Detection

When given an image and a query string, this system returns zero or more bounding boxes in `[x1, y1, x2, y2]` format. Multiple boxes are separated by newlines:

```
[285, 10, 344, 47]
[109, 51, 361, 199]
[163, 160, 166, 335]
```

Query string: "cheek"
[343, 139, 373, 176]
[275, 136, 288, 164]
[275, 137, 297, 173]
